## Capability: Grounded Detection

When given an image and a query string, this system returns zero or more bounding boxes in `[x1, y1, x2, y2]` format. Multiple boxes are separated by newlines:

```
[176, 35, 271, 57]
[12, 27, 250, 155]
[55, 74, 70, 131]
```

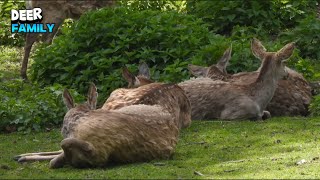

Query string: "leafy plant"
[280, 16, 320, 61]
[0, 79, 84, 133]
[30, 7, 225, 105]
[0, 0, 25, 47]
[186, 0, 318, 35]
[118, 0, 186, 12]
[310, 95, 320, 116]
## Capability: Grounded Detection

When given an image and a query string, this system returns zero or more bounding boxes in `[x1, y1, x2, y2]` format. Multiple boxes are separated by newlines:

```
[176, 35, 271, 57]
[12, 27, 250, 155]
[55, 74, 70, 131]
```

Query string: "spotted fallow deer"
[179, 38, 294, 120]
[189, 42, 312, 117]
[21, 0, 116, 80]
[15, 66, 191, 169]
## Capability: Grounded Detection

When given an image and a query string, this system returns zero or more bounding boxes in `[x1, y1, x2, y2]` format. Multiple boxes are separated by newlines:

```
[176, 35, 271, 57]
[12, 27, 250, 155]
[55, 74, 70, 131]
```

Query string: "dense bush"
[0, 80, 84, 133]
[31, 7, 228, 105]
[118, 0, 186, 12]
[186, 0, 318, 35]
[281, 16, 320, 61]
[310, 95, 320, 116]
[0, 0, 25, 47]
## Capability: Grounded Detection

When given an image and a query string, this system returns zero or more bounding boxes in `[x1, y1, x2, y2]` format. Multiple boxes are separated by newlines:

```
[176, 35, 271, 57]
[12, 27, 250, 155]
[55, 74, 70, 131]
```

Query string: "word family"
[11, 8, 55, 33]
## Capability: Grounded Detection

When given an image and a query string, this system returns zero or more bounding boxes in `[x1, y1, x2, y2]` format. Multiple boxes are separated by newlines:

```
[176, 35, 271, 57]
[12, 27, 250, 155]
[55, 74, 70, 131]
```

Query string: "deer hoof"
[262, 111, 271, 120]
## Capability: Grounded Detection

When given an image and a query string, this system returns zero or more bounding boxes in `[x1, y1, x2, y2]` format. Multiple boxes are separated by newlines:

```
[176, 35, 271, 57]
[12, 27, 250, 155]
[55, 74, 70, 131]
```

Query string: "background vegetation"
[0, 0, 319, 132]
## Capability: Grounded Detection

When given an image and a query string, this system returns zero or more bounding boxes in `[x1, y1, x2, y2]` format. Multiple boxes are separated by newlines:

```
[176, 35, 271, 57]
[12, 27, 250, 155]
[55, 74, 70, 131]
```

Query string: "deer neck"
[250, 59, 278, 110]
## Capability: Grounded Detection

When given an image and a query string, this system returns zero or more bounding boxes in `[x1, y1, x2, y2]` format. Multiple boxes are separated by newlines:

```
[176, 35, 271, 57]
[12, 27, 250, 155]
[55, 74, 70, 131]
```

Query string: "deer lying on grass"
[21, 0, 116, 80]
[179, 38, 294, 120]
[16, 65, 191, 169]
[189, 42, 312, 117]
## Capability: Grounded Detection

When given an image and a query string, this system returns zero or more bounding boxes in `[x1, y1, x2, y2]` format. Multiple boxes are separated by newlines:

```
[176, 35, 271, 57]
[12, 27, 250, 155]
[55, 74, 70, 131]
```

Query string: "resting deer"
[179, 38, 294, 120]
[189, 42, 312, 117]
[21, 0, 116, 79]
[16, 65, 191, 169]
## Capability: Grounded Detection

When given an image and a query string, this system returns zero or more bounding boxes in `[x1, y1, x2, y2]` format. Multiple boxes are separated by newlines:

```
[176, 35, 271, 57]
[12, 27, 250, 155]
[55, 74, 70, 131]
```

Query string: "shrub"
[0, 80, 84, 133]
[280, 16, 320, 61]
[0, 0, 25, 47]
[118, 0, 186, 12]
[186, 0, 318, 35]
[31, 7, 227, 105]
[310, 95, 320, 116]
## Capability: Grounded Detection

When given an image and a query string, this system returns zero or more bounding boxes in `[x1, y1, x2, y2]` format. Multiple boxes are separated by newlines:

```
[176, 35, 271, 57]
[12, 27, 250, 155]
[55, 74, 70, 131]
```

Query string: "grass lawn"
[1, 117, 320, 179]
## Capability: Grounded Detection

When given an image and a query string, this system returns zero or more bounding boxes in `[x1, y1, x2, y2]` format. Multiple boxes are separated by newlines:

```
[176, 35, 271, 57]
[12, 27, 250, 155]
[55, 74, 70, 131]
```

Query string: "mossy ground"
[1, 117, 320, 179]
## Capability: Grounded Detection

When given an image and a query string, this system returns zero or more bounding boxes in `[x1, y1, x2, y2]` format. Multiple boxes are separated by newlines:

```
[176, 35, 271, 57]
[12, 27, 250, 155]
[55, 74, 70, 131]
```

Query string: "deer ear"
[122, 66, 140, 88]
[216, 45, 232, 73]
[276, 42, 295, 61]
[188, 64, 208, 77]
[87, 83, 98, 110]
[138, 62, 150, 79]
[251, 38, 267, 60]
[63, 89, 74, 110]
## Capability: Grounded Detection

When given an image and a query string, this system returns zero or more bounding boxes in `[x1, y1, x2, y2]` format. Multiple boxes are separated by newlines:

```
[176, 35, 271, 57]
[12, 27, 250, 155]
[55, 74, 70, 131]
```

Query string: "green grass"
[1, 117, 320, 179]
[0, 46, 23, 81]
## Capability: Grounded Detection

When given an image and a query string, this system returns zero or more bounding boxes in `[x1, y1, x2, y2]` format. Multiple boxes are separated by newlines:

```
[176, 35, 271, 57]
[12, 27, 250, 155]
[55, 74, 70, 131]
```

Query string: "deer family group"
[15, 1, 313, 170]
[15, 38, 313, 169]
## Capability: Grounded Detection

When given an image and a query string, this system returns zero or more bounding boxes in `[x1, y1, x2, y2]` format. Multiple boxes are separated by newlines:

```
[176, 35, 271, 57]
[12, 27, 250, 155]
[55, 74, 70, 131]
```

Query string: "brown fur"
[179, 38, 293, 120]
[49, 82, 191, 168]
[189, 44, 312, 117]
[21, 0, 116, 79]
[15, 64, 191, 167]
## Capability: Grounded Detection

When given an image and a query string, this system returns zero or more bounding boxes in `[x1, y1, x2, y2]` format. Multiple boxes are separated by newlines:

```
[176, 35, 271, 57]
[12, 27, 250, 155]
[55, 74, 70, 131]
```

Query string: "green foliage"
[0, 80, 84, 133]
[310, 95, 320, 116]
[281, 16, 320, 60]
[118, 0, 186, 12]
[0, 0, 25, 47]
[0, 46, 22, 80]
[30, 7, 224, 105]
[187, 0, 318, 35]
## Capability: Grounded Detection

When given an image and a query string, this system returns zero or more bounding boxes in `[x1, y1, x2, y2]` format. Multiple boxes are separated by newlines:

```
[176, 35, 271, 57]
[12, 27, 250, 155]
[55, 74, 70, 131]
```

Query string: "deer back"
[189, 46, 312, 117]
[102, 83, 191, 129]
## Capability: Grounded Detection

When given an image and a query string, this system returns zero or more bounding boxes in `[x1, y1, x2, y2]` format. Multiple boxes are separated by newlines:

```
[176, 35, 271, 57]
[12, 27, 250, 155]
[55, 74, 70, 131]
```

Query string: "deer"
[21, 0, 116, 80]
[188, 42, 312, 117]
[15, 64, 191, 169]
[178, 38, 294, 120]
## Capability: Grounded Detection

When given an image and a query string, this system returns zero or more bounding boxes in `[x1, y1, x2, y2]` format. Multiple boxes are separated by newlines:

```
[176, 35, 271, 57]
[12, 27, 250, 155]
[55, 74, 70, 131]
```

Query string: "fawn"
[179, 38, 294, 120]
[189, 41, 312, 117]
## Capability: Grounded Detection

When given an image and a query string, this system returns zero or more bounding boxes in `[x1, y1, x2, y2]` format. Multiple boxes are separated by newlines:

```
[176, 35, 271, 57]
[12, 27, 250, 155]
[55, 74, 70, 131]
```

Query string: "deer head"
[122, 62, 154, 88]
[251, 38, 294, 82]
[62, 83, 98, 138]
[188, 46, 232, 80]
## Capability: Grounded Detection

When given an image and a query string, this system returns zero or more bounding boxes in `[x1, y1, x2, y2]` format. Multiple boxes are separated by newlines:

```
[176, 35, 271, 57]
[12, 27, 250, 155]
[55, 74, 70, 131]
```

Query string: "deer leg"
[14, 150, 63, 161]
[21, 33, 38, 80]
[262, 110, 271, 120]
[17, 154, 60, 163]
[49, 152, 66, 169]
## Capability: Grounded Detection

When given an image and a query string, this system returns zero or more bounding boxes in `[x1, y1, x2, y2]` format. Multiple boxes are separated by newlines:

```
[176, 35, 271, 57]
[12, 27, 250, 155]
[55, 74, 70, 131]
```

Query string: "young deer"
[179, 38, 294, 120]
[21, 0, 116, 79]
[14, 62, 151, 162]
[189, 41, 312, 117]
[16, 66, 191, 169]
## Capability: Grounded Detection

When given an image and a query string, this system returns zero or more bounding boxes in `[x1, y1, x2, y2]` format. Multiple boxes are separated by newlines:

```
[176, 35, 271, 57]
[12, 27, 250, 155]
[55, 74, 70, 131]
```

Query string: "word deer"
[179, 38, 294, 120]
[189, 42, 312, 117]
[21, 0, 116, 79]
[16, 65, 191, 169]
